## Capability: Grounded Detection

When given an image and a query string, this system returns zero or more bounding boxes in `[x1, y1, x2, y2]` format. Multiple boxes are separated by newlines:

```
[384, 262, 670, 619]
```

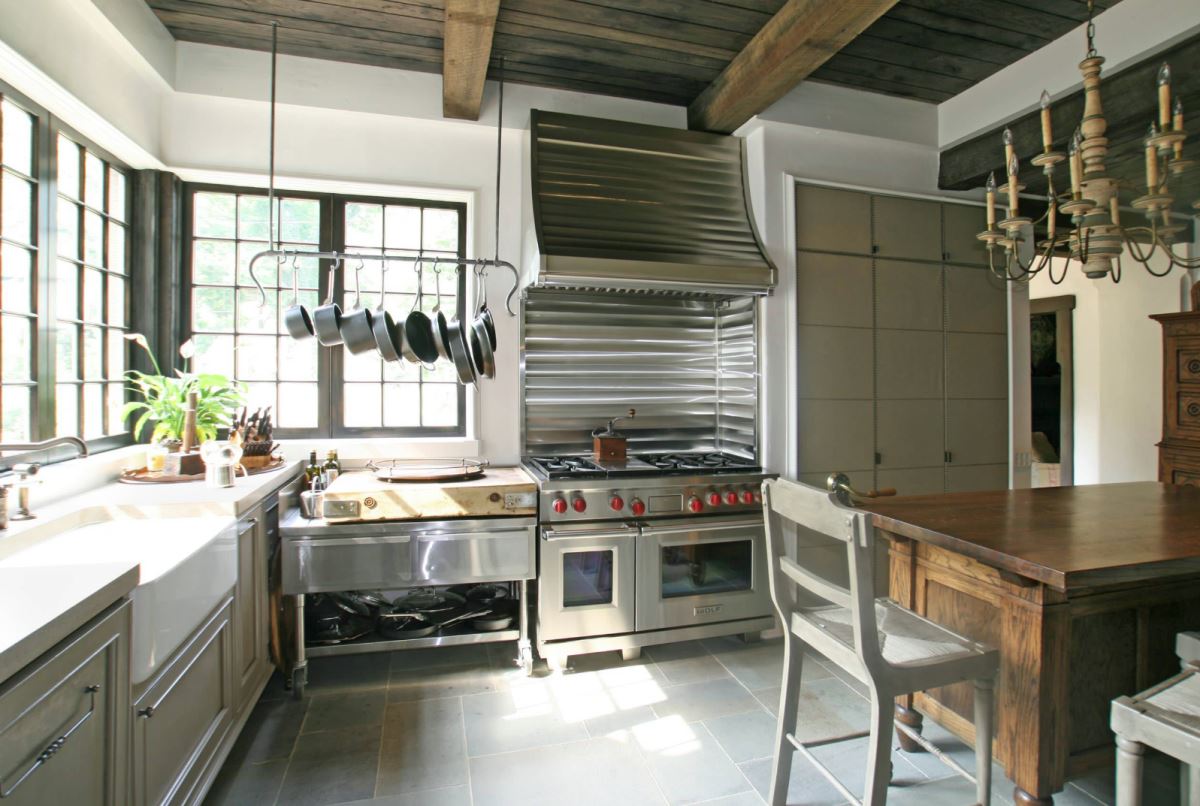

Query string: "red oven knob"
[707, 491, 722, 507]
[688, 496, 704, 513]
[572, 496, 587, 513]
[725, 491, 739, 505]
[742, 489, 757, 504]
[552, 497, 568, 514]
[610, 495, 625, 511]
[630, 498, 646, 516]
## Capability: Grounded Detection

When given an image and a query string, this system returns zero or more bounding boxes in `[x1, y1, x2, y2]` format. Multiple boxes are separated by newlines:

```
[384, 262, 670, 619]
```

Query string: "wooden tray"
[119, 457, 286, 485]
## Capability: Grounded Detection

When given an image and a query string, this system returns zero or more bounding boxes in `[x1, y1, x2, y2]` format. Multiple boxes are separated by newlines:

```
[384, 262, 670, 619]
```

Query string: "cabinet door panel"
[797, 325, 874, 399]
[795, 184, 871, 255]
[233, 506, 270, 714]
[133, 602, 232, 806]
[946, 265, 1007, 334]
[877, 467, 945, 496]
[946, 464, 1009, 492]
[947, 332, 1007, 399]
[797, 399, 875, 473]
[873, 195, 941, 262]
[877, 329, 944, 399]
[877, 399, 944, 468]
[943, 203, 989, 266]
[947, 399, 1009, 466]
[0, 603, 129, 806]
[796, 252, 873, 328]
[875, 260, 942, 331]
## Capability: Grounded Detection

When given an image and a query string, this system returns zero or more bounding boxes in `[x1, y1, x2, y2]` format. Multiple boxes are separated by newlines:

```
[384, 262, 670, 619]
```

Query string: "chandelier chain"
[1085, 0, 1097, 57]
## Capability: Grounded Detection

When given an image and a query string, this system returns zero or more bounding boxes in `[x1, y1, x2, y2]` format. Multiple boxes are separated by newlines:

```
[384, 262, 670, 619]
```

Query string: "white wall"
[1030, 255, 1185, 483]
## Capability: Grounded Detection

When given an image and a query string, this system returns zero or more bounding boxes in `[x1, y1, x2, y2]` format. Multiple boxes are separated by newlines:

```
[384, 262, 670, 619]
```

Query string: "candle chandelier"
[978, 0, 1198, 284]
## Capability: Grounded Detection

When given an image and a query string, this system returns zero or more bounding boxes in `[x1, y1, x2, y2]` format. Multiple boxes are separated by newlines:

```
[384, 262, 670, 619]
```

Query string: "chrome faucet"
[0, 437, 90, 527]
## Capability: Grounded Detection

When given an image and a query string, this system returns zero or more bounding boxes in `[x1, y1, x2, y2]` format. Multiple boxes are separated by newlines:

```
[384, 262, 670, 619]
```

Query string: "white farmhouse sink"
[2, 516, 237, 683]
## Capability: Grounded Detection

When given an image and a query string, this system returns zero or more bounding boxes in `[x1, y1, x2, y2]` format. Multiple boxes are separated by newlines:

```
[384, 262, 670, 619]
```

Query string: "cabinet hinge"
[875, 452, 882, 465]
[945, 451, 953, 464]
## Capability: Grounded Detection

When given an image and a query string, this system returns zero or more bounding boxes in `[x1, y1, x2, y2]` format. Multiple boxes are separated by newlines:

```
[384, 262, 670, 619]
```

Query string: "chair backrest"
[761, 477, 884, 670]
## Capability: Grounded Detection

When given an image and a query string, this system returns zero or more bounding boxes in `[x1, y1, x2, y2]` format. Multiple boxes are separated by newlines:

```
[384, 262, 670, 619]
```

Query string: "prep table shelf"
[305, 627, 520, 658]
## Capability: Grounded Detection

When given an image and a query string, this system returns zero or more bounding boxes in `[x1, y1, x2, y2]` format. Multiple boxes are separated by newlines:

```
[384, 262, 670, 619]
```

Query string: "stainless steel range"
[524, 453, 775, 670]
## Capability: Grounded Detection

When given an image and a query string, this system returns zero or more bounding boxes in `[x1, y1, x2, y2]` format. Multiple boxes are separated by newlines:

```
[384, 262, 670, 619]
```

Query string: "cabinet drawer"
[132, 599, 233, 806]
[1173, 393, 1200, 438]
[413, 525, 535, 585]
[0, 601, 130, 806]
[1174, 469, 1200, 487]
[283, 534, 411, 594]
[1179, 346, 1200, 385]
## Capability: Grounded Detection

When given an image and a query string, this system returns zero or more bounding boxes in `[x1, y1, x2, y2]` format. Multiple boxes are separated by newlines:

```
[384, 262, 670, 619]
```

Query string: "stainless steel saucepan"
[312, 258, 344, 346]
[339, 260, 378, 355]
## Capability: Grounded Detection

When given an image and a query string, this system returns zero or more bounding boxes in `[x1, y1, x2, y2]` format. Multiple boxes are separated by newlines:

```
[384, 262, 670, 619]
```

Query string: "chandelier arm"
[1111, 250, 1123, 283]
[1048, 254, 1070, 285]
[1143, 231, 1181, 277]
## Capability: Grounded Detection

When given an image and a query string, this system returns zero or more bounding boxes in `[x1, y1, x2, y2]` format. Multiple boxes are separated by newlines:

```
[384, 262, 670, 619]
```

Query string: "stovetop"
[524, 452, 761, 481]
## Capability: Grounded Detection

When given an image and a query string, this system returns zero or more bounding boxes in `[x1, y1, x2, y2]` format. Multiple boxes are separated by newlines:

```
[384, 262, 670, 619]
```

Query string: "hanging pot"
[340, 260, 378, 355]
[403, 260, 441, 364]
[430, 261, 452, 361]
[312, 259, 345, 346]
[475, 267, 497, 351]
[282, 256, 315, 339]
[371, 265, 406, 363]
[446, 316, 477, 385]
[469, 315, 496, 379]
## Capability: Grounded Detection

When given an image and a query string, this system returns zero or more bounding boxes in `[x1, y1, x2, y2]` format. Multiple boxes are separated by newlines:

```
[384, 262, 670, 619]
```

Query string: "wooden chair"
[1110, 632, 1200, 806]
[761, 477, 999, 806]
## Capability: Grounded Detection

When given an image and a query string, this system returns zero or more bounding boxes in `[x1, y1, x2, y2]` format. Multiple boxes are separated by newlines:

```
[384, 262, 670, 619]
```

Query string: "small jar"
[146, 443, 168, 473]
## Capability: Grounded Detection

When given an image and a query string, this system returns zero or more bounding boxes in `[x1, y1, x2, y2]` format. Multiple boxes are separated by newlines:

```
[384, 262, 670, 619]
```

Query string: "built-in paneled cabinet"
[232, 502, 275, 713]
[794, 183, 1009, 497]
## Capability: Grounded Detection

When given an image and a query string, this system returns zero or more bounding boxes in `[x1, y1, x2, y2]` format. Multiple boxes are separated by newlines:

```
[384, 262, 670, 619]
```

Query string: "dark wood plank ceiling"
[145, 0, 1124, 108]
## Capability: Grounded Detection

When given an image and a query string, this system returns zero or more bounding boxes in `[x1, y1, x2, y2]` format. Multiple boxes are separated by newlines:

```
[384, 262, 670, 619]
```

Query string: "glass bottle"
[305, 450, 322, 485]
[322, 450, 341, 483]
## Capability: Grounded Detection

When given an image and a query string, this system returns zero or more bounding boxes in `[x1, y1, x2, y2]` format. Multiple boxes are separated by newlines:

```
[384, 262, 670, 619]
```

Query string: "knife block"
[593, 434, 627, 462]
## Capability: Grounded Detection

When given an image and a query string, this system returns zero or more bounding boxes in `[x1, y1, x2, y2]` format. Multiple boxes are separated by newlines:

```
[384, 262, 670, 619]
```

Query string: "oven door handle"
[639, 518, 764, 538]
[542, 528, 637, 542]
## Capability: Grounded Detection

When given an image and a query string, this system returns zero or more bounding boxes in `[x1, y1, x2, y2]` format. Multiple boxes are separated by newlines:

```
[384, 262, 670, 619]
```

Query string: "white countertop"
[0, 562, 139, 684]
[0, 460, 301, 685]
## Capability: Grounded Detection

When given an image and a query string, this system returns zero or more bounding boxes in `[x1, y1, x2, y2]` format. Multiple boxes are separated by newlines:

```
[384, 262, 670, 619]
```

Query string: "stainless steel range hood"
[527, 111, 776, 295]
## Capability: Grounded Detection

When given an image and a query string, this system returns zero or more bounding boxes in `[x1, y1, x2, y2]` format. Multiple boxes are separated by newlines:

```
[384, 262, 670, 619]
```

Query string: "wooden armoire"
[1153, 311, 1200, 486]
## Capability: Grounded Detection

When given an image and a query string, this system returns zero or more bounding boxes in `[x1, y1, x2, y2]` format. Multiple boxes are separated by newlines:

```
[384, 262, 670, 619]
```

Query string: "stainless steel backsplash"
[520, 287, 758, 458]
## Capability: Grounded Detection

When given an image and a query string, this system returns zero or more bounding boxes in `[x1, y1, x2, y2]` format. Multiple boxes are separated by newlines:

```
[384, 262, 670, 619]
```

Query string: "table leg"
[894, 703, 924, 753]
[1014, 787, 1054, 805]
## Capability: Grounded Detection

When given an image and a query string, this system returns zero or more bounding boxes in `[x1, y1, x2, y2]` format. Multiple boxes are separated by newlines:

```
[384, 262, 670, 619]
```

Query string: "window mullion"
[34, 111, 55, 441]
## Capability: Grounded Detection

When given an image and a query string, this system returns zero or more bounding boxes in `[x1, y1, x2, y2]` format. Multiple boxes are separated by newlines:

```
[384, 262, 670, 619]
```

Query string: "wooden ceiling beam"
[442, 0, 500, 120]
[686, 0, 899, 134]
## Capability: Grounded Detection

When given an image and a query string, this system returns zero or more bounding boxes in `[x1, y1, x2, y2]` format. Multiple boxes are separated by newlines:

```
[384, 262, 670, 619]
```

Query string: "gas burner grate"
[526, 456, 607, 478]
[635, 452, 762, 473]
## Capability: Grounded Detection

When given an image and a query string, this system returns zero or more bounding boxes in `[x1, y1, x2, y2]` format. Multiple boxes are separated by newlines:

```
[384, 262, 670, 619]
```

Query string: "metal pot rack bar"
[246, 249, 521, 315]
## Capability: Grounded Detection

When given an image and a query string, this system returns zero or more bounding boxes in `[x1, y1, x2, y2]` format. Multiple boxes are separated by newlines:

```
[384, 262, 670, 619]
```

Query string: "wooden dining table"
[862, 482, 1200, 805]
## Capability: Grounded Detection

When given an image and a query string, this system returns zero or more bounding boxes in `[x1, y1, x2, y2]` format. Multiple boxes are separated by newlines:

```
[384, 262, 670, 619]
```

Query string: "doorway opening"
[1030, 296, 1075, 487]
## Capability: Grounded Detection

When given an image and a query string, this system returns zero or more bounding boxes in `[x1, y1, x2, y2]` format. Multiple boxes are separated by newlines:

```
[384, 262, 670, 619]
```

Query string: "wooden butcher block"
[321, 466, 538, 522]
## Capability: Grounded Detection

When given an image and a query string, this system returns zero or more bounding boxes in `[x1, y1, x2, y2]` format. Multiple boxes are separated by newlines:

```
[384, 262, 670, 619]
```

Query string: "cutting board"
[322, 466, 537, 522]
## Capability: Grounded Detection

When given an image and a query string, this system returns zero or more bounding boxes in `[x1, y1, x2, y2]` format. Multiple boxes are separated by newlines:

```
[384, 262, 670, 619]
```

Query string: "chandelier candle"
[1146, 125, 1159, 191]
[1007, 154, 1019, 217]
[986, 173, 997, 229]
[1158, 63, 1171, 130]
[1040, 90, 1053, 150]
[1174, 98, 1184, 159]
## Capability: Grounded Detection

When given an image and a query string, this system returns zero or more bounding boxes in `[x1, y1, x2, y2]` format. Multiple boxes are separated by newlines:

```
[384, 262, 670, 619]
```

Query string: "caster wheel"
[291, 667, 307, 700]
[546, 655, 567, 673]
[520, 646, 534, 676]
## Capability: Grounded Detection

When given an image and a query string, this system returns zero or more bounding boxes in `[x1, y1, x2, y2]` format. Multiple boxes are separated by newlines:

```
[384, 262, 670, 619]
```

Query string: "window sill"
[276, 437, 482, 464]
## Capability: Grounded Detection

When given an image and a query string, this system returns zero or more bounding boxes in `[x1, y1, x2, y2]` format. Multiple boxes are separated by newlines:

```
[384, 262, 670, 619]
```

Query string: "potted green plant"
[121, 334, 245, 445]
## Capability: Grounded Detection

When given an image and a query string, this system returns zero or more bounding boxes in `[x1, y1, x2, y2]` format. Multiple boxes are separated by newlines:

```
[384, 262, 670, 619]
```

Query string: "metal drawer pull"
[0, 685, 100, 798]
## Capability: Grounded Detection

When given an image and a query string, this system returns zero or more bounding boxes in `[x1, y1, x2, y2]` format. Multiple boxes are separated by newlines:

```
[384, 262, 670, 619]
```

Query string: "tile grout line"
[630, 652, 686, 806]
[704, 645, 779, 802]
[458, 694, 476, 806]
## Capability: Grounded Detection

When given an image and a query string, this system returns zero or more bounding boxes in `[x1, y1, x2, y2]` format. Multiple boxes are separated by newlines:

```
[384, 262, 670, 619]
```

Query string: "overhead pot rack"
[245, 23, 517, 384]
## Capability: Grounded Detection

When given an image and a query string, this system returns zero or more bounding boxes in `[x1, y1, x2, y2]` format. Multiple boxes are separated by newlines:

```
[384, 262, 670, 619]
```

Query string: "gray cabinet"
[794, 182, 1010, 496]
[132, 599, 234, 806]
[794, 184, 872, 255]
[0, 601, 130, 806]
[232, 502, 274, 715]
[873, 195, 942, 262]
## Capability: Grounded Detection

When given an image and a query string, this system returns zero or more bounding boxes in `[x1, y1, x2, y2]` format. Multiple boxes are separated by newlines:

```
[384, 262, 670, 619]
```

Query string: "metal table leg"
[518, 579, 534, 675]
[291, 593, 307, 698]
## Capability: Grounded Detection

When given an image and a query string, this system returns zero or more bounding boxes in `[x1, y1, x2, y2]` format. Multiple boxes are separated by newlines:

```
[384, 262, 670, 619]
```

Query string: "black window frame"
[0, 79, 135, 461]
[181, 183, 468, 439]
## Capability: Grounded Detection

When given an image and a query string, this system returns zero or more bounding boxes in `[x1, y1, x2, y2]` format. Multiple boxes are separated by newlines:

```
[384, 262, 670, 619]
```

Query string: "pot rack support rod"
[247, 249, 520, 315]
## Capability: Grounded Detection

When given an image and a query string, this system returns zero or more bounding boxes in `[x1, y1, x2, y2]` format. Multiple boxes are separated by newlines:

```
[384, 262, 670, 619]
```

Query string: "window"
[185, 187, 467, 438]
[0, 98, 37, 443]
[0, 86, 132, 452]
[54, 133, 129, 440]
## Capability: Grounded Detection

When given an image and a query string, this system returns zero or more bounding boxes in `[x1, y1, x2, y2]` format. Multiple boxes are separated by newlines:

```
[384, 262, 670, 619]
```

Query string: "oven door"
[636, 515, 771, 632]
[538, 524, 637, 641]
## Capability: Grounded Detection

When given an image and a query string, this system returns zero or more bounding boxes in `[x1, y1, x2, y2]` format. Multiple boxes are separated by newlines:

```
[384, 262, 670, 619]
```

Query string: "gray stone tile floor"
[205, 638, 1181, 806]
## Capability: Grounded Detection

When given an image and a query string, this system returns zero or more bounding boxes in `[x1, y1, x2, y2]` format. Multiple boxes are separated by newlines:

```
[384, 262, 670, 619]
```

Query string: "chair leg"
[1115, 736, 1145, 806]
[768, 634, 805, 806]
[973, 677, 994, 806]
[1187, 764, 1200, 806]
[863, 688, 895, 806]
